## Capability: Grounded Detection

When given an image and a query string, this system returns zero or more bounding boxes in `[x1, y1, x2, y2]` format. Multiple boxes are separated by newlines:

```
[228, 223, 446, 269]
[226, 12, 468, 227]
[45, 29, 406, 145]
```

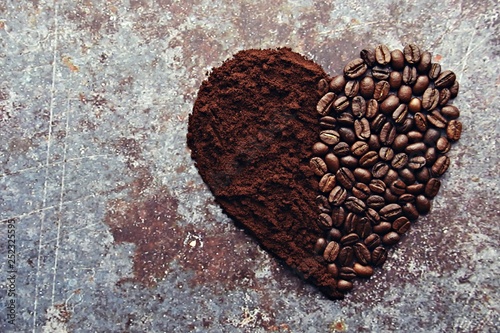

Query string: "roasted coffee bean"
[354, 118, 371, 140]
[352, 96, 367, 118]
[353, 263, 374, 278]
[373, 81, 390, 101]
[416, 194, 431, 214]
[429, 63, 441, 80]
[384, 169, 399, 186]
[319, 173, 337, 193]
[372, 162, 390, 178]
[318, 213, 333, 229]
[425, 147, 438, 166]
[389, 71, 403, 90]
[373, 221, 392, 235]
[310, 157, 327, 176]
[380, 122, 396, 146]
[337, 112, 355, 126]
[367, 195, 386, 209]
[397, 85, 412, 104]
[427, 110, 447, 129]
[407, 130, 424, 143]
[352, 182, 371, 200]
[369, 179, 386, 194]
[404, 43, 421, 64]
[441, 105, 460, 119]
[431, 155, 450, 176]
[333, 142, 351, 156]
[356, 217, 372, 239]
[364, 100, 379, 120]
[331, 206, 346, 227]
[450, 80, 460, 98]
[379, 203, 403, 221]
[353, 168, 372, 184]
[391, 134, 408, 152]
[406, 141, 427, 154]
[391, 49, 405, 70]
[327, 263, 339, 277]
[392, 216, 411, 234]
[324, 153, 340, 173]
[329, 186, 348, 205]
[380, 95, 400, 115]
[372, 66, 391, 80]
[383, 231, 401, 245]
[423, 128, 441, 146]
[320, 130, 341, 145]
[417, 51, 432, 73]
[414, 112, 428, 132]
[413, 75, 430, 95]
[365, 207, 381, 225]
[345, 80, 360, 98]
[337, 279, 354, 292]
[345, 196, 367, 213]
[337, 245, 354, 266]
[415, 167, 431, 183]
[368, 134, 382, 151]
[319, 116, 337, 129]
[330, 75, 347, 93]
[425, 178, 441, 198]
[333, 96, 350, 112]
[339, 266, 357, 280]
[336, 167, 355, 190]
[360, 48, 376, 67]
[360, 76, 376, 99]
[446, 119, 462, 141]
[371, 246, 388, 266]
[384, 188, 398, 203]
[436, 136, 451, 153]
[402, 202, 419, 220]
[340, 233, 360, 246]
[390, 179, 407, 196]
[370, 113, 387, 133]
[379, 147, 395, 161]
[439, 88, 451, 106]
[316, 195, 331, 213]
[398, 193, 415, 204]
[402, 66, 417, 86]
[312, 142, 329, 156]
[392, 104, 408, 124]
[344, 58, 368, 78]
[351, 141, 370, 157]
[399, 168, 416, 184]
[329, 228, 342, 241]
[408, 156, 427, 170]
[323, 241, 341, 262]
[435, 70, 456, 88]
[340, 155, 359, 169]
[317, 78, 329, 95]
[422, 87, 439, 111]
[354, 242, 371, 265]
[359, 150, 379, 168]
[408, 97, 422, 113]
[396, 116, 414, 134]
[339, 127, 357, 144]
[314, 238, 327, 254]
[343, 213, 359, 233]
[364, 233, 381, 249]
[375, 44, 391, 65]
[407, 183, 425, 195]
[317, 92, 336, 115]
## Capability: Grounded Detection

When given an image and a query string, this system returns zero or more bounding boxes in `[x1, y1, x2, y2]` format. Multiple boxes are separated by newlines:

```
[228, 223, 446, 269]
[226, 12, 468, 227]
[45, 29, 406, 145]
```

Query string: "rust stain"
[329, 319, 347, 332]
[434, 54, 443, 62]
[62, 55, 79, 72]
[0, 20, 5, 30]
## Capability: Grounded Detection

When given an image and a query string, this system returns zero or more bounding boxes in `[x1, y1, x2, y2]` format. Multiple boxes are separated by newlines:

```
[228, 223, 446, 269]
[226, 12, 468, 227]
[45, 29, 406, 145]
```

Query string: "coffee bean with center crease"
[372, 162, 390, 178]
[360, 76, 375, 99]
[317, 92, 336, 116]
[402, 66, 418, 85]
[337, 246, 354, 267]
[422, 87, 439, 111]
[431, 155, 450, 176]
[360, 49, 376, 67]
[427, 110, 447, 129]
[398, 193, 415, 204]
[373, 81, 390, 101]
[344, 214, 358, 234]
[446, 119, 462, 141]
[336, 167, 355, 189]
[345, 196, 367, 213]
[317, 213, 333, 229]
[345, 80, 360, 98]
[392, 216, 411, 234]
[354, 118, 371, 140]
[364, 233, 381, 249]
[340, 233, 360, 246]
[392, 104, 408, 124]
[329, 185, 348, 205]
[344, 58, 368, 78]
[356, 217, 372, 239]
[352, 182, 371, 199]
[435, 70, 456, 88]
[429, 63, 441, 80]
[354, 242, 371, 265]
[390, 179, 407, 195]
[366, 207, 381, 225]
[333, 96, 350, 112]
[425, 147, 438, 166]
[331, 206, 346, 228]
[414, 112, 428, 132]
[369, 179, 386, 194]
[408, 156, 427, 169]
[366, 99, 379, 119]
[330, 75, 347, 93]
[450, 80, 460, 98]
[351, 141, 370, 156]
[323, 241, 340, 262]
[372, 66, 391, 80]
[316, 195, 331, 213]
[379, 203, 403, 221]
[391, 152, 408, 169]
[353, 168, 372, 183]
[439, 88, 451, 106]
[317, 78, 329, 95]
[319, 116, 337, 129]
[371, 246, 388, 266]
[370, 114, 387, 133]
[319, 173, 336, 193]
[352, 96, 367, 118]
[379, 147, 394, 161]
[320, 130, 341, 145]
[337, 112, 355, 126]
[382, 231, 401, 245]
[380, 122, 396, 146]
[339, 267, 357, 280]
[404, 43, 421, 64]
[310, 157, 327, 176]
[402, 202, 419, 220]
[436, 136, 451, 153]
[333, 142, 351, 156]
[375, 44, 391, 65]
[425, 178, 441, 198]
[359, 151, 379, 168]
[367, 195, 386, 209]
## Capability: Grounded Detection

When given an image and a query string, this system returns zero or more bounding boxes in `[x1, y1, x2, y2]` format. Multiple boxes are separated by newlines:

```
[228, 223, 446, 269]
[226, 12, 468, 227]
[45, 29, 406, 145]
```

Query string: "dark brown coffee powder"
[187, 48, 344, 298]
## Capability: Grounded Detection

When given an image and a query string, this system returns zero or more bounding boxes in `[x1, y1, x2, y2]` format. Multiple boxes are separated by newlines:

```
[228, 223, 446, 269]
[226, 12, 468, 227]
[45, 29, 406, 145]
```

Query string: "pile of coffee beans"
[310, 44, 462, 295]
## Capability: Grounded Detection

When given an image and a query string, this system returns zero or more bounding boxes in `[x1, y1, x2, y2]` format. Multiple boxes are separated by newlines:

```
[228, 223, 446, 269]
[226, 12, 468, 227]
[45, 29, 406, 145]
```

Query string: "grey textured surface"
[0, 0, 499, 332]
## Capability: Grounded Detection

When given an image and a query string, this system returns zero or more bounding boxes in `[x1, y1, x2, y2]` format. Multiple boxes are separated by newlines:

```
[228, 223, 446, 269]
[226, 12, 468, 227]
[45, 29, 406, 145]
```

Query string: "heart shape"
[187, 45, 461, 299]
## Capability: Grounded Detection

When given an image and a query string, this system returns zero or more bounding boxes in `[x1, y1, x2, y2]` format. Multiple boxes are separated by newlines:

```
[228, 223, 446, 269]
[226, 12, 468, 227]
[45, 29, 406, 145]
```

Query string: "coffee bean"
[407, 130, 424, 143]
[345, 80, 360, 98]
[365, 207, 381, 225]
[408, 97, 422, 113]
[380, 121, 396, 146]
[331, 206, 346, 227]
[425, 147, 438, 166]
[367, 195, 386, 209]
[371, 246, 388, 266]
[336, 167, 355, 190]
[391, 134, 408, 152]
[354, 118, 371, 140]
[439, 88, 451, 106]
[339, 266, 357, 280]
[368, 134, 382, 151]
[345, 196, 367, 214]
[340, 155, 359, 169]
[390, 179, 407, 196]
[353, 263, 374, 278]
[337, 245, 354, 266]
[316, 92, 336, 116]
[429, 63, 441, 80]
[338, 112, 355, 126]
[356, 217, 372, 239]
[344, 213, 359, 234]
[340, 233, 360, 246]
[360, 76, 375, 99]
[450, 80, 459, 98]
[372, 162, 389, 178]
[423, 128, 441, 146]
[382, 231, 401, 245]
[323, 241, 340, 262]
[360, 49, 376, 67]
[318, 213, 333, 229]
[369, 179, 386, 194]
[379, 203, 403, 221]
[317, 78, 329, 95]
[344, 58, 368, 78]
[373, 81, 390, 102]
[370, 113, 387, 133]
[392, 216, 411, 234]
[383, 169, 399, 187]
[310, 157, 327, 176]
[404, 43, 421, 64]
[320, 116, 337, 129]
[320, 129, 341, 146]
[396, 117, 414, 134]
[391, 49, 405, 70]
[408, 156, 427, 170]
[435, 70, 456, 88]
[392, 104, 408, 124]
[413, 75, 430, 95]
[402, 202, 419, 220]
[405, 142, 427, 154]
[315, 237, 327, 254]
[388, 71, 402, 90]
[330, 75, 347, 93]
[352, 96, 367, 118]
[415, 167, 431, 183]
[414, 112, 428, 132]
[402, 66, 417, 86]
[436, 136, 451, 153]
[397, 85, 412, 104]
[417, 51, 432, 73]
[379, 147, 395, 162]
[319, 173, 337, 193]
[316, 195, 331, 213]
[329, 185, 348, 205]
[446, 119, 462, 141]
[324, 153, 340, 173]
[375, 44, 391, 65]
[339, 127, 357, 144]
[427, 110, 447, 129]
[422, 87, 439, 111]
[384, 188, 399, 204]
[353, 168, 372, 184]
[424, 178, 441, 198]
[312, 142, 329, 156]
[359, 150, 379, 168]
[380, 94, 400, 115]
[398, 168, 416, 184]
[441, 105, 460, 119]
[372, 66, 391, 80]
[398, 193, 415, 204]
[373, 221, 392, 235]
[431, 155, 450, 176]
[329, 228, 342, 241]
[414, 195, 431, 216]
[333, 142, 351, 156]
[337, 279, 354, 292]
[327, 263, 339, 277]
[333, 96, 350, 112]
[364, 233, 381, 249]
[407, 183, 424, 195]
[354, 242, 371, 265]
[351, 141, 370, 157]
[352, 181, 371, 199]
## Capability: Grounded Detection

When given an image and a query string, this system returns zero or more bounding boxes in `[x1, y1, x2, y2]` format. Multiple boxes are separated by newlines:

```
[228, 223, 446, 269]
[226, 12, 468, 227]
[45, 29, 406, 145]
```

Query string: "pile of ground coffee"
[187, 48, 345, 298]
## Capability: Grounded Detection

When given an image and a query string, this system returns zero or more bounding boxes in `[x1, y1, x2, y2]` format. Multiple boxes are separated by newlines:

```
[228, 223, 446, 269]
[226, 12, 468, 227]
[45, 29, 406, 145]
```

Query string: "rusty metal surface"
[0, 0, 499, 332]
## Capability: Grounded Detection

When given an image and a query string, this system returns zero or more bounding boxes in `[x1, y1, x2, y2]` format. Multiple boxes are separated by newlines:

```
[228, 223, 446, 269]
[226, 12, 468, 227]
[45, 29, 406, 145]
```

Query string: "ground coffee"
[187, 48, 345, 298]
